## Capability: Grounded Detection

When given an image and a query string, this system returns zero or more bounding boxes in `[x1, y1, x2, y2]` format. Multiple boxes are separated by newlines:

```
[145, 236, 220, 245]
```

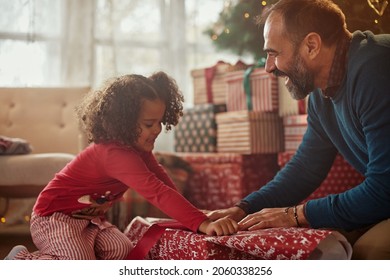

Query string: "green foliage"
[204, 0, 278, 62]
[205, 0, 390, 63]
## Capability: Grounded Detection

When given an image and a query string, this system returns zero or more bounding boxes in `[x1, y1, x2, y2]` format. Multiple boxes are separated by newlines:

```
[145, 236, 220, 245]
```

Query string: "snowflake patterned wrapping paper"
[278, 152, 365, 202]
[124, 217, 336, 260]
[174, 104, 226, 153]
[174, 152, 279, 210]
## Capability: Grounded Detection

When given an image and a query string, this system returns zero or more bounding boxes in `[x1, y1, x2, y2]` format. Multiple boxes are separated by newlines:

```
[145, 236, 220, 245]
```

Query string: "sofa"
[0, 87, 89, 236]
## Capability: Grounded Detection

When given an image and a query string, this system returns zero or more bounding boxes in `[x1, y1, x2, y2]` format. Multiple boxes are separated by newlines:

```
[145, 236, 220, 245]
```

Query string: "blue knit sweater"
[243, 31, 390, 231]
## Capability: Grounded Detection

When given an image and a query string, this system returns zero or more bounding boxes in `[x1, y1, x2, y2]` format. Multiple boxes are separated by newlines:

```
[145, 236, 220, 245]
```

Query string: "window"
[0, 0, 246, 151]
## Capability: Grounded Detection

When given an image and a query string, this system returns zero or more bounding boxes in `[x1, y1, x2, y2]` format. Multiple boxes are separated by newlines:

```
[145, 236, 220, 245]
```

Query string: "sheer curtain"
[0, 0, 248, 151]
[61, 0, 94, 86]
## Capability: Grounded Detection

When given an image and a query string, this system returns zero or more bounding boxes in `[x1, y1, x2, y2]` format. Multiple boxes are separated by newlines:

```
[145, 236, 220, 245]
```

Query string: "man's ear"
[303, 32, 321, 59]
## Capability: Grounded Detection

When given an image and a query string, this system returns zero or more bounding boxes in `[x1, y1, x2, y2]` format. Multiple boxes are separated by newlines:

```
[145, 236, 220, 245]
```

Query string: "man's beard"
[273, 53, 314, 100]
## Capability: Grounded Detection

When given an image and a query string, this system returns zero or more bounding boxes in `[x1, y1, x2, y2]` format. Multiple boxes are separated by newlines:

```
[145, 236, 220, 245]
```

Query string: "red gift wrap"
[125, 217, 338, 260]
[191, 61, 230, 105]
[174, 152, 280, 210]
[278, 152, 365, 201]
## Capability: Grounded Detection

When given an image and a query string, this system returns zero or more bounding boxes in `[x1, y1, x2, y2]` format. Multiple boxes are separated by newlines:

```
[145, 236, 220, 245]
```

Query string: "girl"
[6, 72, 238, 260]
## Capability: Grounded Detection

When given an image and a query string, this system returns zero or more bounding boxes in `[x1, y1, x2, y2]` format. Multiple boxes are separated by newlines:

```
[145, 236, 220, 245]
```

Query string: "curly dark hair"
[76, 71, 184, 147]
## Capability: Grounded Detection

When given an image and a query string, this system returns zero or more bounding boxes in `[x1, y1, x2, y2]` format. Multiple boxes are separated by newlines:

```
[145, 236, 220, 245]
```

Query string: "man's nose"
[264, 56, 275, 73]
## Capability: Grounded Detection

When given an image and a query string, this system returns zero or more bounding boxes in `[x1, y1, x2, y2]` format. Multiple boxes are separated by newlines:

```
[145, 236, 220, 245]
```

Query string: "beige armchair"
[0, 87, 89, 199]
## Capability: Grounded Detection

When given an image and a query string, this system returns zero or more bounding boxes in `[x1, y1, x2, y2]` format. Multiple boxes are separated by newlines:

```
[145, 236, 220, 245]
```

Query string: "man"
[208, 0, 390, 259]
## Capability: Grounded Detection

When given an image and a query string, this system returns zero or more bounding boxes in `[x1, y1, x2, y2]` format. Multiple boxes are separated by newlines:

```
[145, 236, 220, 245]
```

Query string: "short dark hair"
[258, 0, 347, 47]
[76, 71, 184, 147]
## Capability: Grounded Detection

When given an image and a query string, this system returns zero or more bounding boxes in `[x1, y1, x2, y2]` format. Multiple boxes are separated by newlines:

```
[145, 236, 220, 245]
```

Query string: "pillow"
[0, 135, 32, 155]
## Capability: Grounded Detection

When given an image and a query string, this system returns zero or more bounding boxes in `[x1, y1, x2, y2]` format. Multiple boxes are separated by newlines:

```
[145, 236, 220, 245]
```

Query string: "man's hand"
[198, 217, 239, 236]
[206, 206, 247, 222]
[238, 205, 308, 230]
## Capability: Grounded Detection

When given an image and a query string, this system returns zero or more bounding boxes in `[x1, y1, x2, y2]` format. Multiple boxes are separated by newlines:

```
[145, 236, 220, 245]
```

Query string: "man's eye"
[268, 52, 277, 58]
[145, 124, 153, 128]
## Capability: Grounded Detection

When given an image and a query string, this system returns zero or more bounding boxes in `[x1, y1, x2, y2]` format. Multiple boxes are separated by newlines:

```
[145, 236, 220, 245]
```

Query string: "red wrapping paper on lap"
[125, 217, 333, 260]
[206, 227, 332, 260]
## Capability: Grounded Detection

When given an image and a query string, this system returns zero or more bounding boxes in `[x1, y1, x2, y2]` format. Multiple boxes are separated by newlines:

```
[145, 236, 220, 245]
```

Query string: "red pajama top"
[33, 142, 207, 232]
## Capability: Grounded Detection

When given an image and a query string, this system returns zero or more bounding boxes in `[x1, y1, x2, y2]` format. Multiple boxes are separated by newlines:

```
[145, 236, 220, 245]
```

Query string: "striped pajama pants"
[15, 212, 133, 260]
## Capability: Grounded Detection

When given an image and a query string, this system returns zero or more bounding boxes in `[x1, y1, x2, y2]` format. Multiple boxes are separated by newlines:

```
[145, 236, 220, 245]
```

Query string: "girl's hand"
[198, 217, 239, 236]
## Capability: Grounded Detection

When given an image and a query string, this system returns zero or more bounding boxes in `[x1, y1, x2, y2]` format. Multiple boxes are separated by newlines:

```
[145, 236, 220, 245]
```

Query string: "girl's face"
[134, 98, 165, 152]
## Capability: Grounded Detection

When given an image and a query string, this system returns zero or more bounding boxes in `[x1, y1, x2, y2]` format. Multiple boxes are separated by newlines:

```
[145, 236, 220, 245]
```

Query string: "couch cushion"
[0, 87, 89, 154]
[0, 153, 75, 198]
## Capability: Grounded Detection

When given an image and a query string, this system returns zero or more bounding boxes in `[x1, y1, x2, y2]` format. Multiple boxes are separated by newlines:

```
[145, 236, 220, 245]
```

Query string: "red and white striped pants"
[15, 212, 133, 260]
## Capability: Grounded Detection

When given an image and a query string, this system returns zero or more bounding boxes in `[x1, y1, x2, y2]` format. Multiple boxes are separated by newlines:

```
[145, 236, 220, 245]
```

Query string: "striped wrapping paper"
[225, 68, 279, 112]
[191, 62, 230, 105]
[283, 114, 308, 152]
[216, 110, 284, 154]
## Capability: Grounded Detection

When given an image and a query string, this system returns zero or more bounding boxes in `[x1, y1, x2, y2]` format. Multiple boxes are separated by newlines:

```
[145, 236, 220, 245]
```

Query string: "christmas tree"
[205, 0, 390, 63]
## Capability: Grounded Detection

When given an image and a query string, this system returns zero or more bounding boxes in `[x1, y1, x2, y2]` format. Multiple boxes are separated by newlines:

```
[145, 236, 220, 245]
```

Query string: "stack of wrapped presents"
[123, 61, 362, 259]
[280, 114, 365, 202]
[173, 61, 286, 213]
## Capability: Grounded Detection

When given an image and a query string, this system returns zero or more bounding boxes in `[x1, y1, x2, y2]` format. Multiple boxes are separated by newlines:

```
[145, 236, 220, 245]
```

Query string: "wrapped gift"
[172, 152, 279, 210]
[283, 114, 308, 152]
[124, 216, 349, 260]
[278, 78, 308, 117]
[225, 67, 279, 112]
[191, 61, 230, 105]
[174, 104, 226, 153]
[216, 111, 284, 154]
[278, 152, 365, 201]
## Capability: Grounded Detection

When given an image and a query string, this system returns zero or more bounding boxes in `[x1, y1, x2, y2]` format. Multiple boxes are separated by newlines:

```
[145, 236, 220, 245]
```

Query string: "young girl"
[6, 72, 238, 260]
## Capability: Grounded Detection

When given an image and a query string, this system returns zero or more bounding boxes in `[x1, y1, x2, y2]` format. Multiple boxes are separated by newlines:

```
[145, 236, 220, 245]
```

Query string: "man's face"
[263, 13, 314, 100]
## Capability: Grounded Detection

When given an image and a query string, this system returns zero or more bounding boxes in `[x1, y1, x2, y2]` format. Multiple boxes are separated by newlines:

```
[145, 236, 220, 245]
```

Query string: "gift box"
[174, 104, 226, 153]
[283, 114, 308, 152]
[172, 152, 279, 210]
[278, 78, 308, 117]
[225, 67, 279, 112]
[278, 152, 365, 201]
[124, 216, 348, 260]
[216, 111, 284, 154]
[191, 61, 230, 105]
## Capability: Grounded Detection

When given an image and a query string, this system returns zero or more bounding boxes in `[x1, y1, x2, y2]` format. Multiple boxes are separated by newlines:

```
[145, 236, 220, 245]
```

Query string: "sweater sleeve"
[242, 102, 338, 213]
[305, 36, 390, 230]
[103, 146, 207, 232]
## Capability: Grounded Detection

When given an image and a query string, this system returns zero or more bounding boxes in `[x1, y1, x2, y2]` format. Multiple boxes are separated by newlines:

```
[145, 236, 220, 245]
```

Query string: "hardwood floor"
[0, 225, 37, 259]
